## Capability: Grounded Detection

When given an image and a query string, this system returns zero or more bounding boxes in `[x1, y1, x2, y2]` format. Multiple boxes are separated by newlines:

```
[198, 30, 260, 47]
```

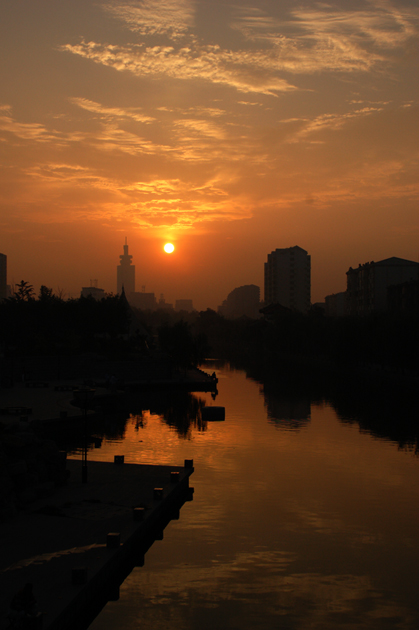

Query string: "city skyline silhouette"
[1, 0, 418, 311]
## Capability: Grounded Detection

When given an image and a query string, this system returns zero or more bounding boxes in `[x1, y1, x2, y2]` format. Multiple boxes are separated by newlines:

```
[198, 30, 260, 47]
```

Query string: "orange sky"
[1, 0, 418, 309]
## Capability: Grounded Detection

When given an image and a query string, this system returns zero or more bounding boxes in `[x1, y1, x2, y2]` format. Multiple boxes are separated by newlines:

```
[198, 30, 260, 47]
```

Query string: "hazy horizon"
[1, 0, 418, 310]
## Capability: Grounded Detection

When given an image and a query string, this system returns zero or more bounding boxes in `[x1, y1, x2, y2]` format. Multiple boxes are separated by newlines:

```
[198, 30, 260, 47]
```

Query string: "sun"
[164, 242, 175, 253]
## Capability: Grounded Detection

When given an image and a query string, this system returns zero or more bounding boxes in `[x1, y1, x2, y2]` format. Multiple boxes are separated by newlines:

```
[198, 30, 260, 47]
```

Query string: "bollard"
[153, 488, 164, 500]
[133, 507, 145, 522]
[184, 459, 193, 469]
[114, 455, 124, 465]
[170, 471, 180, 483]
[107, 532, 120, 548]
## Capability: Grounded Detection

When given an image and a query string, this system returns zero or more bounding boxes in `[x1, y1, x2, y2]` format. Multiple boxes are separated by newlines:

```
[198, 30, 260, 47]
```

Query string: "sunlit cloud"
[61, 41, 297, 96]
[291, 2, 418, 49]
[173, 118, 226, 140]
[104, 0, 195, 39]
[60, 0, 419, 105]
[121, 178, 251, 229]
[0, 112, 59, 143]
[286, 106, 385, 141]
[186, 106, 226, 118]
[70, 98, 155, 123]
[233, 1, 419, 73]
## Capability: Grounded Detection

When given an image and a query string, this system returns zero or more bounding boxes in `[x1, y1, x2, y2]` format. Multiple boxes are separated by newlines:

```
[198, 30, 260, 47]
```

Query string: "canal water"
[83, 362, 419, 629]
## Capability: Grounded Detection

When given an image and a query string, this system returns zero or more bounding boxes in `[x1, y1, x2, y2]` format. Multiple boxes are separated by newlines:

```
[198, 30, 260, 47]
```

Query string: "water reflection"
[328, 387, 419, 454]
[262, 385, 311, 431]
[34, 362, 419, 629]
[235, 358, 419, 451]
[48, 391, 209, 456]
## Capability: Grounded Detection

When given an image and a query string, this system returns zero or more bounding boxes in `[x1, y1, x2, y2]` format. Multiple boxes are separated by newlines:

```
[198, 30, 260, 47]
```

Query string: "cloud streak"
[233, 1, 419, 72]
[61, 41, 297, 95]
[70, 98, 155, 123]
[104, 0, 195, 39]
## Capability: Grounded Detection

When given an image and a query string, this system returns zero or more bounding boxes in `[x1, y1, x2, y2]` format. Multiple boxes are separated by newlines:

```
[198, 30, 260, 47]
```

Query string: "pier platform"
[0, 458, 194, 630]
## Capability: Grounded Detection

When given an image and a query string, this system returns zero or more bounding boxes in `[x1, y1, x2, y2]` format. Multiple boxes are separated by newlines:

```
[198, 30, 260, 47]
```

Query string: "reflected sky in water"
[87, 363, 419, 629]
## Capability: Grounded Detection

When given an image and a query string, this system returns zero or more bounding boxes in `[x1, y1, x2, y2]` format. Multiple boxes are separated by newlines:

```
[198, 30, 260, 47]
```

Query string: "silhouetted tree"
[13, 280, 35, 301]
[38, 285, 56, 302]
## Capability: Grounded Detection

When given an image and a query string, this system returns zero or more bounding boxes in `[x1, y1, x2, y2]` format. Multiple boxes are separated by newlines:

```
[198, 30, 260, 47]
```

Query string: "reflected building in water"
[262, 383, 311, 430]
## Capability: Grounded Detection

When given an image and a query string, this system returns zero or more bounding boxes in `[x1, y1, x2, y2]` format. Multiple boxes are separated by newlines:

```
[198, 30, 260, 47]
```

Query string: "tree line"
[1, 281, 418, 376]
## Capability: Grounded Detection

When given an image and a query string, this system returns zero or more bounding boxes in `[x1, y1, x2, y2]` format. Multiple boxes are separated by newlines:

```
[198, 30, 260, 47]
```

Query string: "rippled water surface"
[85, 363, 419, 629]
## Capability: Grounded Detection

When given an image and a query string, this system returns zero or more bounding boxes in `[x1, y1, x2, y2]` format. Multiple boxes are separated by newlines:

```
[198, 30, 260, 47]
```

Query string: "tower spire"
[117, 239, 135, 296]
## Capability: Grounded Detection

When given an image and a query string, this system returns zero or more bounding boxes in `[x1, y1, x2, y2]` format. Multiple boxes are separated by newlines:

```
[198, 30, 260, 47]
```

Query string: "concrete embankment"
[0, 458, 194, 630]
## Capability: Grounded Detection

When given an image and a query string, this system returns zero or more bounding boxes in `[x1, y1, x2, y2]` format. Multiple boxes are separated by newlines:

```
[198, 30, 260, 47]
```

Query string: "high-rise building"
[264, 246, 311, 313]
[117, 238, 135, 296]
[0, 253, 7, 300]
[346, 257, 419, 316]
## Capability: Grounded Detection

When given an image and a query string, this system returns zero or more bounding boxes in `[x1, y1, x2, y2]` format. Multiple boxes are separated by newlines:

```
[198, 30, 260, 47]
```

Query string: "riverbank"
[0, 458, 194, 630]
[0, 364, 212, 521]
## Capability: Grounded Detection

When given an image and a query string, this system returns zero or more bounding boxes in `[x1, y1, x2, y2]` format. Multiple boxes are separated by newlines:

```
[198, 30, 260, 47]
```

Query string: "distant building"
[325, 292, 346, 317]
[387, 279, 419, 318]
[0, 253, 7, 300]
[311, 302, 326, 316]
[175, 299, 194, 312]
[259, 302, 293, 323]
[218, 285, 260, 319]
[130, 291, 157, 311]
[158, 294, 173, 310]
[117, 238, 135, 296]
[264, 246, 311, 314]
[346, 257, 419, 316]
[80, 286, 106, 300]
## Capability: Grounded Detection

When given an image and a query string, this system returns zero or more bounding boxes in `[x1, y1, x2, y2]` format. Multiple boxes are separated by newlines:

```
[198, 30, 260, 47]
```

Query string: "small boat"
[201, 406, 225, 421]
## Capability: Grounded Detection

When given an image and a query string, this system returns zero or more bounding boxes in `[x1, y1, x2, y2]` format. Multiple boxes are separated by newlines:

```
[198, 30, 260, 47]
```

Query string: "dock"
[0, 458, 194, 630]
[0, 365, 217, 426]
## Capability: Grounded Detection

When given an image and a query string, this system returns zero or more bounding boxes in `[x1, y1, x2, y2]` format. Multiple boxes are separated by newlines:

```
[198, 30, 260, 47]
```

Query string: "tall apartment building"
[0, 253, 6, 300]
[346, 257, 419, 316]
[117, 238, 135, 296]
[264, 246, 311, 313]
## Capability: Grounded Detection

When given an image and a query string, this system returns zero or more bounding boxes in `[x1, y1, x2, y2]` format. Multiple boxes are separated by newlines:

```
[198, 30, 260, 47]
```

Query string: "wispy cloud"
[61, 1, 419, 100]
[0, 112, 59, 143]
[104, 0, 195, 39]
[61, 41, 297, 96]
[232, 1, 419, 73]
[173, 118, 226, 140]
[285, 106, 385, 142]
[70, 98, 155, 123]
[117, 177, 251, 229]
